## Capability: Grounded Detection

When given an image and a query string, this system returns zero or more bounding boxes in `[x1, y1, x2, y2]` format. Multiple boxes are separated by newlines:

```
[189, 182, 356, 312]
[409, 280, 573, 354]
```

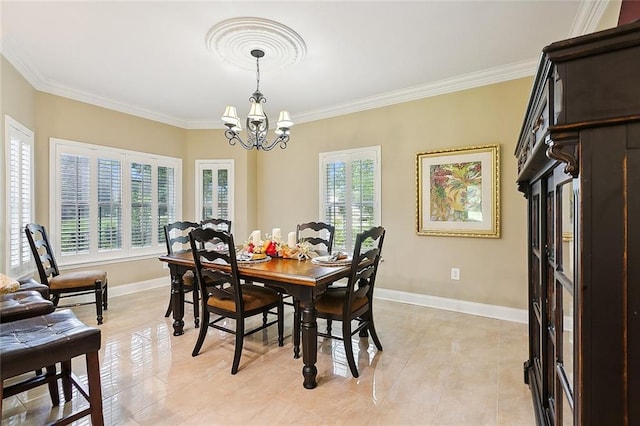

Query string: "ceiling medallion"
[206, 17, 307, 72]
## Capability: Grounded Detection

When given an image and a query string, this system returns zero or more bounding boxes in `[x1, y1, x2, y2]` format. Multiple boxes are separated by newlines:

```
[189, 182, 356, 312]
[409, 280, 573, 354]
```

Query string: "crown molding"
[290, 58, 539, 125]
[2, 47, 189, 128]
[570, 0, 610, 37]
[43, 81, 189, 129]
[4, 45, 537, 130]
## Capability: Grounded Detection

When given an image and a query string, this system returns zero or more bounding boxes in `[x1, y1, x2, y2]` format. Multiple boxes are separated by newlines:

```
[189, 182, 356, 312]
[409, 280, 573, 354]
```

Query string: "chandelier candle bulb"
[287, 232, 297, 248]
[272, 228, 282, 241]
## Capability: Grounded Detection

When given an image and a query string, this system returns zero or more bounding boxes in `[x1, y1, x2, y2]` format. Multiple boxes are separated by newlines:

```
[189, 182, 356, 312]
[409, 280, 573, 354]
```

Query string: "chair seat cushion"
[182, 270, 196, 288]
[316, 289, 368, 316]
[0, 309, 101, 379]
[183, 270, 218, 289]
[207, 284, 279, 312]
[49, 270, 107, 290]
[0, 291, 55, 323]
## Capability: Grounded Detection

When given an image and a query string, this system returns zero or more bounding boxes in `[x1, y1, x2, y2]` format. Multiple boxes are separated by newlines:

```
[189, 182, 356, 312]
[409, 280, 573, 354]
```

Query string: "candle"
[287, 231, 297, 248]
[250, 230, 261, 244]
[272, 228, 282, 241]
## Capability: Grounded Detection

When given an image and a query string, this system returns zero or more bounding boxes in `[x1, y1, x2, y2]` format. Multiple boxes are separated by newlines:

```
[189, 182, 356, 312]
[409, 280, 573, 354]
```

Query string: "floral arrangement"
[242, 236, 316, 260]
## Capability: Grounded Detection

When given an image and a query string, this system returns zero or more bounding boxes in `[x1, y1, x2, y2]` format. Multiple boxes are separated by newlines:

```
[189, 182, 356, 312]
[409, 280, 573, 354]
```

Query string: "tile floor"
[1, 286, 535, 425]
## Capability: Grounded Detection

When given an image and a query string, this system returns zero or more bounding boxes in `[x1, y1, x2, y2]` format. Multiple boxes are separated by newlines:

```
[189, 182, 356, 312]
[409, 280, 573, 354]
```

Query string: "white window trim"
[4, 115, 35, 278]
[195, 159, 234, 224]
[319, 145, 381, 251]
[50, 138, 182, 266]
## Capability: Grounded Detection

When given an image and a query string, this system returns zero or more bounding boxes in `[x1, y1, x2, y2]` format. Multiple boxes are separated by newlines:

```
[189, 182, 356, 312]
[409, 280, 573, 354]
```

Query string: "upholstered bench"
[0, 309, 103, 425]
[0, 290, 54, 323]
[17, 277, 50, 299]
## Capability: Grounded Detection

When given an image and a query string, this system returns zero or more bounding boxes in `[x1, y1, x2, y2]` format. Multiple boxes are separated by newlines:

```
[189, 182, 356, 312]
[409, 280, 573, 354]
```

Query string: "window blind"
[157, 166, 176, 243]
[320, 147, 380, 252]
[6, 117, 34, 277]
[50, 138, 181, 265]
[60, 154, 91, 255]
[97, 158, 122, 251]
[196, 160, 234, 223]
[131, 162, 153, 248]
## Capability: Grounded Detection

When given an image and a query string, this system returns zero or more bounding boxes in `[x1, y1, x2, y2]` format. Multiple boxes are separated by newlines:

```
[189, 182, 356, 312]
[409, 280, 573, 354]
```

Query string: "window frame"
[5, 115, 35, 278]
[195, 159, 234, 224]
[319, 146, 381, 252]
[50, 138, 182, 266]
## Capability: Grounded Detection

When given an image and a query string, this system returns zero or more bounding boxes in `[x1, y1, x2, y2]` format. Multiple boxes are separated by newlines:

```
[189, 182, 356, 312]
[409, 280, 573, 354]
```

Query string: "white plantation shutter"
[157, 166, 176, 243]
[324, 160, 347, 249]
[320, 147, 381, 252]
[216, 168, 229, 218]
[50, 138, 181, 265]
[97, 158, 122, 251]
[131, 162, 153, 248]
[6, 116, 34, 277]
[196, 160, 234, 223]
[60, 154, 91, 255]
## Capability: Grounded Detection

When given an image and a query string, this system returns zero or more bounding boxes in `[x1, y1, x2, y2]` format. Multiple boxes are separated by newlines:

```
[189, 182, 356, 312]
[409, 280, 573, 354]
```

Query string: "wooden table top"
[159, 252, 349, 287]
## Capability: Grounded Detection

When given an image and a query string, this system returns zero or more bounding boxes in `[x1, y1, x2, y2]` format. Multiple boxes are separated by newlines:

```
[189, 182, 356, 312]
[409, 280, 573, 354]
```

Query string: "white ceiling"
[1, 1, 609, 129]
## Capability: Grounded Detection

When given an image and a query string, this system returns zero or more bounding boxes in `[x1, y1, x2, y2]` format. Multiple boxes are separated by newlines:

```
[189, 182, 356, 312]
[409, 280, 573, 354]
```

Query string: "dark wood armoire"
[515, 21, 640, 425]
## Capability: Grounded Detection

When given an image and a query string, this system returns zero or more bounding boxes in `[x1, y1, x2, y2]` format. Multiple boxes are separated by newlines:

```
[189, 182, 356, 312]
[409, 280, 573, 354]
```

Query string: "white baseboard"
[70, 277, 169, 304]
[109, 277, 169, 297]
[374, 287, 528, 324]
[69, 277, 526, 324]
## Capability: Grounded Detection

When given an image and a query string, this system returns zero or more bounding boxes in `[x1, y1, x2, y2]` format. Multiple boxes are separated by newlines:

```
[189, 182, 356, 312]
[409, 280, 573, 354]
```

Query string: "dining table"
[158, 251, 350, 389]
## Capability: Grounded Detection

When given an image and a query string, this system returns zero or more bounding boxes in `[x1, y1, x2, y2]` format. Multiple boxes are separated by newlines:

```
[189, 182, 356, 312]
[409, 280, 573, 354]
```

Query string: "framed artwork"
[416, 144, 500, 238]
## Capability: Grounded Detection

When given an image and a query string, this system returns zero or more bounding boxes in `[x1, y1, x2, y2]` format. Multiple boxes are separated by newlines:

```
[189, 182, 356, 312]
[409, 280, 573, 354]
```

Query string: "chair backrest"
[296, 221, 335, 256]
[345, 226, 386, 311]
[200, 218, 231, 250]
[188, 228, 244, 313]
[164, 221, 200, 255]
[24, 223, 60, 284]
[200, 218, 231, 232]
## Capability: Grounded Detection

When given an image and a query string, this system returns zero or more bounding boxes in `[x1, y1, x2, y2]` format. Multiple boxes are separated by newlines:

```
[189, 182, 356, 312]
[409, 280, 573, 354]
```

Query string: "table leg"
[300, 301, 318, 389]
[170, 269, 185, 336]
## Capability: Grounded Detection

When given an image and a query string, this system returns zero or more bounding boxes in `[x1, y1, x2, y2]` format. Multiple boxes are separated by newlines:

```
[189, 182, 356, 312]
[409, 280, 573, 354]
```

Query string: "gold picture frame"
[416, 144, 500, 238]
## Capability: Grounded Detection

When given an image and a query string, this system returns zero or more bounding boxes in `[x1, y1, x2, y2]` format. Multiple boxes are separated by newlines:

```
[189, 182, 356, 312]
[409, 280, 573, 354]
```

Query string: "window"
[51, 138, 181, 265]
[5, 116, 34, 277]
[195, 160, 234, 223]
[320, 146, 381, 252]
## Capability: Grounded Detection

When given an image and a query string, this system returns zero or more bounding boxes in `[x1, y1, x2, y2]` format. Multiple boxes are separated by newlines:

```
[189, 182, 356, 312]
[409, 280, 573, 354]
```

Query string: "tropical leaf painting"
[429, 161, 482, 222]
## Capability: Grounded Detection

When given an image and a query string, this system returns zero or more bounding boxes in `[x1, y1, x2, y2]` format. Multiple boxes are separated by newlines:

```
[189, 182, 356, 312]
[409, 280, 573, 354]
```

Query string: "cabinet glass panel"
[560, 180, 574, 281]
[561, 284, 574, 392]
[532, 194, 540, 249]
[546, 190, 555, 263]
[561, 384, 573, 426]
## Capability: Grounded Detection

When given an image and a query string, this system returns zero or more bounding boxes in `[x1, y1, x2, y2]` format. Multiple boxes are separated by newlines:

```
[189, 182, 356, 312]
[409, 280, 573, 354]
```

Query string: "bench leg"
[46, 365, 60, 406]
[86, 351, 104, 426]
[61, 360, 72, 402]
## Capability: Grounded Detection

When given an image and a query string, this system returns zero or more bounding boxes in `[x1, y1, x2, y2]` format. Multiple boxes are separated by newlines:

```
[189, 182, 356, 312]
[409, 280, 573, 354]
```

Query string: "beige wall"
[2, 53, 533, 309]
[1, 56, 37, 274]
[258, 78, 532, 309]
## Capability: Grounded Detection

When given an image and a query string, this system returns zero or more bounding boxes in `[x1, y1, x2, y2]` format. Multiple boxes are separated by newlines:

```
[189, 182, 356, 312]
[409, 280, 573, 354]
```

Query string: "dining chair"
[164, 221, 201, 327]
[290, 221, 336, 355]
[189, 227, 284, 374]
[296, 221, 335, 256]
[315, 226, 385, 378]
[200, 218, 231, 232]
[24, 223, 108, 325]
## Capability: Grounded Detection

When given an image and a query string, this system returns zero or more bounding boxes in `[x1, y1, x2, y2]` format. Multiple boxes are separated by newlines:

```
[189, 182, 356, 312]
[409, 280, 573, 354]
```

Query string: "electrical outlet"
[451, 268, 460, 280]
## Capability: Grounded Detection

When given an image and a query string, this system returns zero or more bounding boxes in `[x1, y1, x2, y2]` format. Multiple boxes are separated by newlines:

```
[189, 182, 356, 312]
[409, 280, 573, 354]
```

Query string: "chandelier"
[221, 49, 293, 151]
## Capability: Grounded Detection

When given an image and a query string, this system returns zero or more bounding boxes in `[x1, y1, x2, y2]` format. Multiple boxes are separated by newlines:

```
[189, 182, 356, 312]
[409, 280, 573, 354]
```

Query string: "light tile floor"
[1, 286, 535, 425]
